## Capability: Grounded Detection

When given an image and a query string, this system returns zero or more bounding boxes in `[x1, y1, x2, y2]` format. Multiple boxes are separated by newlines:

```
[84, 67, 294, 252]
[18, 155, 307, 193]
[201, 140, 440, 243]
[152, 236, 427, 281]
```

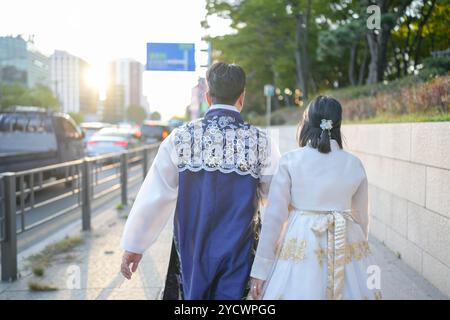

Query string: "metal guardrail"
[0, 177, 5, 243]
[0, 143, 160, 281]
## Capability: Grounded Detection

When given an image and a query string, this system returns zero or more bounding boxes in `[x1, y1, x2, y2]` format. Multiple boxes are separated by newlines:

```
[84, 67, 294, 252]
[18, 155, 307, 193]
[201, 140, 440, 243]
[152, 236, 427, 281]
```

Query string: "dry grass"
[339, 75, 449, 121]
[32, 266, 45, 277]
[27, 236, 84, 275]
[249, 74, 449, 126]
[28, 281, 58, 292]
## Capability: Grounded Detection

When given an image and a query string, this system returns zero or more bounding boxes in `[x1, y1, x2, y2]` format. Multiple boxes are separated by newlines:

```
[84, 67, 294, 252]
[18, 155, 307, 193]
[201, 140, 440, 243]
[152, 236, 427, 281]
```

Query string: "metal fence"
[0, 143, 160, 282]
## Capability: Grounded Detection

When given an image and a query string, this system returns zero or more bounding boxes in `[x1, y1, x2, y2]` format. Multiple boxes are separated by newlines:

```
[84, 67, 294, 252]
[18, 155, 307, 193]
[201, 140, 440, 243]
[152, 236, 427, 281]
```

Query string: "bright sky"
[0, 0, 232, 120]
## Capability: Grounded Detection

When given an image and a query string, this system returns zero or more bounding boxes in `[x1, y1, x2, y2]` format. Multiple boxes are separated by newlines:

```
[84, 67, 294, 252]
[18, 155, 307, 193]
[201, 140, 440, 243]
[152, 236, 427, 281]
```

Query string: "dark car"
[0, 106, 85, 176]
[141, 120, 170, 144]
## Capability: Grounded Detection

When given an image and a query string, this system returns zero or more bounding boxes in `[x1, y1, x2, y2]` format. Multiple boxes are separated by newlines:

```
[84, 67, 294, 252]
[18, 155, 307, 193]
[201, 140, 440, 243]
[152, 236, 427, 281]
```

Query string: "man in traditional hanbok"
[120, 62, 280, 300]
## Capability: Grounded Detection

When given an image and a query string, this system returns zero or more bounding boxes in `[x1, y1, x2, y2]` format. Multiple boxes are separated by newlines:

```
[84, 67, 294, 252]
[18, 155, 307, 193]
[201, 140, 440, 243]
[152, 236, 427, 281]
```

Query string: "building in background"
[142, 95, 150, 114]
[105, 59, 144, 122]
[0, 35, 50, 88]
[189, 77, 208, 120]
[50, 50, 98, 115]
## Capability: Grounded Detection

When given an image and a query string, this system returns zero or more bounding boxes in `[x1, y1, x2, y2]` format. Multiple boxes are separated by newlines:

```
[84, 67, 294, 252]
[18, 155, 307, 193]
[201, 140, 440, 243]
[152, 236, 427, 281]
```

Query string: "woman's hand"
[250, 277, 265, 300]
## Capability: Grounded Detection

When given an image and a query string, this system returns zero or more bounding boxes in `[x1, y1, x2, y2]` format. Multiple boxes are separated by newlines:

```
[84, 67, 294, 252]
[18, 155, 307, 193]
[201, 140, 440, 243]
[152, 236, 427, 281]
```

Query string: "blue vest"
[171, 108, 269, 299]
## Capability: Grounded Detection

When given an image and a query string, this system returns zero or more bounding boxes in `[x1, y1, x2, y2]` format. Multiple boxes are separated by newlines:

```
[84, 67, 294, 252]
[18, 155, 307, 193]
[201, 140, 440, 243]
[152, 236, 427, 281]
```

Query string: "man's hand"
[250, 277, 265, 300]
[121, 251, 142, 279]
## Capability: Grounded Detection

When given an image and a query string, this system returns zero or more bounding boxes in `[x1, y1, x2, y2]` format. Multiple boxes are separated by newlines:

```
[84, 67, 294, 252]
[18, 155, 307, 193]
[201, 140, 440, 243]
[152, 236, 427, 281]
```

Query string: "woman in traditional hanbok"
[250, 96, 382, 300]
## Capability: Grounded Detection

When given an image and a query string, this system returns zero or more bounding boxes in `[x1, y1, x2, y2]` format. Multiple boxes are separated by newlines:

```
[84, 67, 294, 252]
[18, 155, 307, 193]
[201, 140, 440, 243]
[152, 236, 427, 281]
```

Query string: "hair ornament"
[320, 119, 333, 131]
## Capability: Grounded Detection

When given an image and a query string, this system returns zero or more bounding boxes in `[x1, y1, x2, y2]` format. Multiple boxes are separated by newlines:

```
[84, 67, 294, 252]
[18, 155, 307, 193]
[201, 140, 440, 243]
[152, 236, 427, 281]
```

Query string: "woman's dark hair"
[297, 95, 343, 154]
[206, 62, 246, 105]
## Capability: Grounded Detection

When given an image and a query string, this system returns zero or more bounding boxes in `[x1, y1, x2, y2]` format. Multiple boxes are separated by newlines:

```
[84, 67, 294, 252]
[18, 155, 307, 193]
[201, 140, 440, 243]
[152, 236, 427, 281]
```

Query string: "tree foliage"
[68, 112, 84, 124]
[126, 105, 147, 124]
[0, 83, 60, 109]
[203, 0, 449, 116]
[150, 111, 162, 120]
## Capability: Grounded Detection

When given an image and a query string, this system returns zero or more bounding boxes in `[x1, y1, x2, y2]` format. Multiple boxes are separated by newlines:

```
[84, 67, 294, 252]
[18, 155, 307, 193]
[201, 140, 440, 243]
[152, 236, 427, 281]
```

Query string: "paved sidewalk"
[0, 197, 447, 300]
[0, 200, 172, 300]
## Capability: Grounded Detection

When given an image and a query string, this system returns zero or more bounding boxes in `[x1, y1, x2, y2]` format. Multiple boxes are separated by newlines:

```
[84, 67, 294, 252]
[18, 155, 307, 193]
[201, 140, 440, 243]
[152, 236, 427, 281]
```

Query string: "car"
[168, 119, 185, 130]
[140, 120, 170, 144]
[86, 126, 142, 157]
[0, 106, 85, 176]
[118, 123, 142, 140]
[80, 122, 112, 144]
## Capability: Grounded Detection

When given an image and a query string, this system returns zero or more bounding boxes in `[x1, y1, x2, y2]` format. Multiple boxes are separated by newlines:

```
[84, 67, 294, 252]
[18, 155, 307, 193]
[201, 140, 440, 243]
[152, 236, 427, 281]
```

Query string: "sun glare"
[85, 66, 107, 100]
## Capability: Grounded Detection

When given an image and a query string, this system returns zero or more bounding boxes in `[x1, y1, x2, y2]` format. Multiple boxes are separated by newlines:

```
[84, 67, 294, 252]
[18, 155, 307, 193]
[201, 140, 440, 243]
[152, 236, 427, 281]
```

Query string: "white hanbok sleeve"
[258, 133, 281, 201]
[352, 162, 369, 240]
[120, 132, 179, 254]
[251, 154, 291, 281]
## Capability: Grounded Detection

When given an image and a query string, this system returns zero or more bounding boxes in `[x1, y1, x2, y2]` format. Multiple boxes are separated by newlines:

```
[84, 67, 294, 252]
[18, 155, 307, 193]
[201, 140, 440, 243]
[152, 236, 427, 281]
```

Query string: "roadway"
[10, 157, 146, 253]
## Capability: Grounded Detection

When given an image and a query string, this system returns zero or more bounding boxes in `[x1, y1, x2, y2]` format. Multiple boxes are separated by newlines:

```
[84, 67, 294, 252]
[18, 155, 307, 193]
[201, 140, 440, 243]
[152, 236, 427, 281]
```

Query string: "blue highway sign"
[146, 43, 195, 71]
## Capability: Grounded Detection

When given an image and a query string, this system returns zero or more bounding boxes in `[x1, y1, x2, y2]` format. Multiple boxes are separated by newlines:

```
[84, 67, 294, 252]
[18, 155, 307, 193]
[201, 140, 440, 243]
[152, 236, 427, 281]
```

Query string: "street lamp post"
[200, 42, 213, 68]
[264, 84, 275, 127]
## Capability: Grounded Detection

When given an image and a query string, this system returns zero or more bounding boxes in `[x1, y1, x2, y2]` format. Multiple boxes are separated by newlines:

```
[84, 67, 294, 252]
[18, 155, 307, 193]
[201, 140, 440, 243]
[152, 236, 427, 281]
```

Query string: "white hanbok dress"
[250, 140, 382, 300]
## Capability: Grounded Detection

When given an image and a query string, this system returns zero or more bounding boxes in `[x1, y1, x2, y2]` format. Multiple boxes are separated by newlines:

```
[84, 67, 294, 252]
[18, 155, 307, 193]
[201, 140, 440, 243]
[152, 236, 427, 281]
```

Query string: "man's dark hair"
[206, 62, 246, 105]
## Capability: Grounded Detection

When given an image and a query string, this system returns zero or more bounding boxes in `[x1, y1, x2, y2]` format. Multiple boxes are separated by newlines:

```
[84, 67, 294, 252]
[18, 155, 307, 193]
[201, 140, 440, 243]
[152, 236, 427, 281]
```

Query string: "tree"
[0, 83, 27, 108]
[204, 0, 300, 114]
[27, 84, 61, 108]
[318, 20, 367, 86]
[126, 105, 147, 124]
[287, 0, 315, 98]
[68, 112, 84, 124]
[150, 111, 161, 120]
[0, 83, 59, 109]
[389, 0, 446, 78]
[204, 0, 447, 114]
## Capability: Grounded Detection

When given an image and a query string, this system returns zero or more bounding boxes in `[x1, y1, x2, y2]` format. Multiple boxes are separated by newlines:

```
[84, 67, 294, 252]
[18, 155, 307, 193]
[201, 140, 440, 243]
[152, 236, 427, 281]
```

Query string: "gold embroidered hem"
[346, 240, 371, 263]
[363, 290, 382, 300]
[375, 290, 382, 300]
[315, 240, 371, 266]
